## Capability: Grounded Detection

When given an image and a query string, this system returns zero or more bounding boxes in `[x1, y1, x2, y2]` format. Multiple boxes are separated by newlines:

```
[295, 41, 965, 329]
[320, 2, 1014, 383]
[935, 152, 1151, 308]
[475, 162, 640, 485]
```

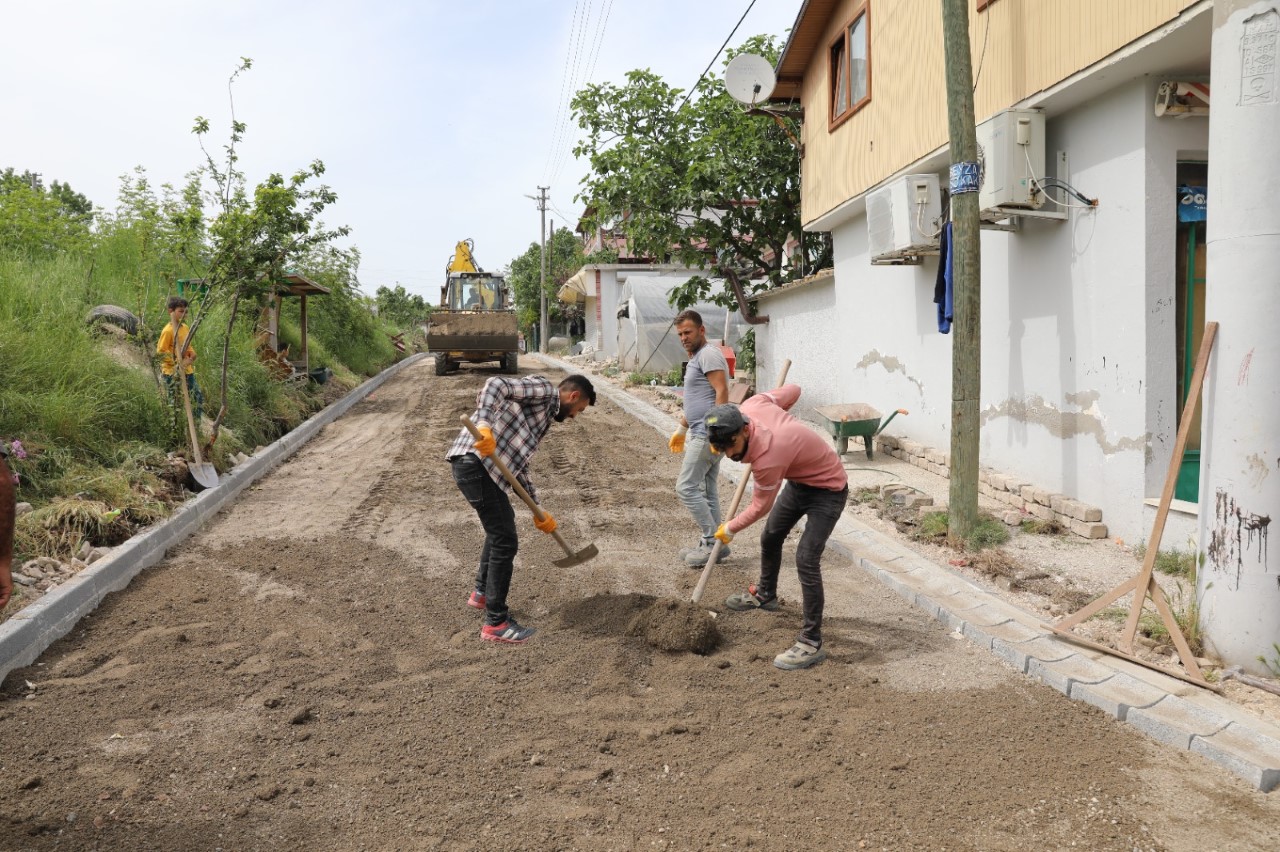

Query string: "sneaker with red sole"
[480, 618, 536, 644]
[466, 589, 486, 610]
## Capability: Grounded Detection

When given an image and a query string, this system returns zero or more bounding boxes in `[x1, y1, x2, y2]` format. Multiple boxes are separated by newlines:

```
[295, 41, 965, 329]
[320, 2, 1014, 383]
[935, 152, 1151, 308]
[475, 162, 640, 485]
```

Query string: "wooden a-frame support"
[1046, 321, 1220, 692]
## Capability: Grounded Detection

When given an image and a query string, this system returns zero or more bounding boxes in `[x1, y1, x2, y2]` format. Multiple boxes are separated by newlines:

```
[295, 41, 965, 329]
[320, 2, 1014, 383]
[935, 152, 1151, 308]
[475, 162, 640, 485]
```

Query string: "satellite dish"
[724, 53, 776, 106]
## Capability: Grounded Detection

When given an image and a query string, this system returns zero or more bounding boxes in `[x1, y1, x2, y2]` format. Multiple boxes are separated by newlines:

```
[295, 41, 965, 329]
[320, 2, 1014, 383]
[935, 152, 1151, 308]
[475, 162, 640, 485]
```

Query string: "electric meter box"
[867, 173, 942, 263]
[975, 108, 1045, 215]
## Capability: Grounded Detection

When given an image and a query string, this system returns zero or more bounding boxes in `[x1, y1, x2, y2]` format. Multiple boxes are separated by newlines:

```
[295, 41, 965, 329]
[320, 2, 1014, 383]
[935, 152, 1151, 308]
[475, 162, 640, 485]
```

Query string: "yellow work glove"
[534, 512, 557, 534]
[714, 524, 734, 545]
[473, 425, 496, 458]
[668, 426, 687, 454]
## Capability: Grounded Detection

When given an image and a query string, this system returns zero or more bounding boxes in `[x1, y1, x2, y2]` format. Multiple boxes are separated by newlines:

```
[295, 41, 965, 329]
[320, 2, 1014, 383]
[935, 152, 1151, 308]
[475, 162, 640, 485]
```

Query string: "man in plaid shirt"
[447, 372, 596, 643]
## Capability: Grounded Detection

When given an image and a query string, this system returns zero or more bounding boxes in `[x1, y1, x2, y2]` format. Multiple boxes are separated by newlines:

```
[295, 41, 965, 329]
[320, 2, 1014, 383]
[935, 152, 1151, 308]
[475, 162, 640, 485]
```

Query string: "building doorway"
[1174, 161, 1207, 502]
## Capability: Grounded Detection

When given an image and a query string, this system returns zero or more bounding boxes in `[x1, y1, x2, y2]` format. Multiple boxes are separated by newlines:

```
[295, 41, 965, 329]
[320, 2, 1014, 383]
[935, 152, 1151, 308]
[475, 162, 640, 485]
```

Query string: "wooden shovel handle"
[173, 322, 204, 466]
[691, 359, 791, 603]
[459, 416, 585, 560]
[458, 416, 546, 520]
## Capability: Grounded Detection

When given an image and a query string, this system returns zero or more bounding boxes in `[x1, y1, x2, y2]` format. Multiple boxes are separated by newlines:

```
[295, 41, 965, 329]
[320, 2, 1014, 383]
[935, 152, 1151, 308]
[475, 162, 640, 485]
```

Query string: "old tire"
[86, 304, 141, 336]
[433, 354, 451, 376]
[501, 352, 519, 374]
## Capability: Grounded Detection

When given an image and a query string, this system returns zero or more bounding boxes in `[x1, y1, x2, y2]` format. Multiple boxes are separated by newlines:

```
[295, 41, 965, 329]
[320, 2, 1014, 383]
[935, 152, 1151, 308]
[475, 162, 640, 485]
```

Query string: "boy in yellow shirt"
[157, 296, 204, 420]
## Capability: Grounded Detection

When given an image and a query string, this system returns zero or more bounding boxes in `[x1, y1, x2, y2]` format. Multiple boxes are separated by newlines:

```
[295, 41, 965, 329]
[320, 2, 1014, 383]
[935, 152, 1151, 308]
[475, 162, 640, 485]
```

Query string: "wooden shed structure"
[259, 272, 330, 375]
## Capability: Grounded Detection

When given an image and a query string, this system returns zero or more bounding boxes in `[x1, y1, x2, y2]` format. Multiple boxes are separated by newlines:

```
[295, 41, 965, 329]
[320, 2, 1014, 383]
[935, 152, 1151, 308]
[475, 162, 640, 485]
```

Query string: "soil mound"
[557, 592, 722, 654]
[627, 597, 722, 655]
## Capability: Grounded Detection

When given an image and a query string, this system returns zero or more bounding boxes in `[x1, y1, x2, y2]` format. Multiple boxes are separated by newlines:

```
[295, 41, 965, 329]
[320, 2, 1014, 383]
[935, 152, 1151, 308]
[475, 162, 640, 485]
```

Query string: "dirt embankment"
[2, 358, 1278, 851]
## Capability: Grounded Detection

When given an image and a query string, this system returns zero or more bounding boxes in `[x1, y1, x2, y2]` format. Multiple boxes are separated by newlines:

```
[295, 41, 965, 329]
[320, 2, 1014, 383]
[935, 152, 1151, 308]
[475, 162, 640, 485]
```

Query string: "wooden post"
[941, 0, 982, 543]
[299, 294, 309, 374]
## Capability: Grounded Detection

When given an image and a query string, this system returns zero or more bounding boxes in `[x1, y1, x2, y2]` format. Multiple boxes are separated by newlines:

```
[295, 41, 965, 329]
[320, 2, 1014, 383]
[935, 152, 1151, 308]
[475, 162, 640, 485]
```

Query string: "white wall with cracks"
[755, 77, 1209, 543]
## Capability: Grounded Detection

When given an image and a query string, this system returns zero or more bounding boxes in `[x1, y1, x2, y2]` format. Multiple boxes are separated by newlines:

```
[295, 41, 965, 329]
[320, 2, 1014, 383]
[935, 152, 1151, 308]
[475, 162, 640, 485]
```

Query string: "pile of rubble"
[12, 539, 112, 594]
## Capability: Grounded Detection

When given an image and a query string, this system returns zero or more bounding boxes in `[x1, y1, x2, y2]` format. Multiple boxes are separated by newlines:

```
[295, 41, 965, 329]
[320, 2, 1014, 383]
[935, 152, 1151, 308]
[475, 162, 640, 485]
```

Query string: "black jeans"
[757, 481, 849, 648]
[451, 455, 518, 626]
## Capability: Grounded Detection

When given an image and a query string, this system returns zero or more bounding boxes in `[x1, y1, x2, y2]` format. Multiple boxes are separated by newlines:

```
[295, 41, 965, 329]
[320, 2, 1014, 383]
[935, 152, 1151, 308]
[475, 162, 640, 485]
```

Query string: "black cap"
[704, 404, 749, 449]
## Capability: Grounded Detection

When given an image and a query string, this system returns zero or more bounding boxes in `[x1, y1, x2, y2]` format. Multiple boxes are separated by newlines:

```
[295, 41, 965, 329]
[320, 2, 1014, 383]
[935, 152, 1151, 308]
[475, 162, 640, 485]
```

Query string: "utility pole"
[537, 186, 549, 353]
[941, 0, 982, 543]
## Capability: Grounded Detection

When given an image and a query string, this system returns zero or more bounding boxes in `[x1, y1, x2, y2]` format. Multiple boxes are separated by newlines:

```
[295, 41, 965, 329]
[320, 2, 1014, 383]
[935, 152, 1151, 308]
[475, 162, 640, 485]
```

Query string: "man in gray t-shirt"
[669, 309, 730, 566]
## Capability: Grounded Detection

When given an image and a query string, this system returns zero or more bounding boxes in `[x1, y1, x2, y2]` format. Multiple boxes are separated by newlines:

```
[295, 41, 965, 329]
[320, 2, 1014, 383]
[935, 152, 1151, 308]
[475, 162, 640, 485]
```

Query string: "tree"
[0, 168, 95, 255]
[374, 284, 431, 328]
[571, 34, 830, 311]
[187, 58, 350, 443]
[506, 226, 585, 336]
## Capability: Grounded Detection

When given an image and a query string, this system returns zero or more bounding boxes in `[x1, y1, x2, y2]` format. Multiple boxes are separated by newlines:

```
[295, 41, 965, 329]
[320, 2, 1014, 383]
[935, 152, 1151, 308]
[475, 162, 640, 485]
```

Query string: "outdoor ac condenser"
[867, 174, 942, 264]
[976, 108, 1045, 217]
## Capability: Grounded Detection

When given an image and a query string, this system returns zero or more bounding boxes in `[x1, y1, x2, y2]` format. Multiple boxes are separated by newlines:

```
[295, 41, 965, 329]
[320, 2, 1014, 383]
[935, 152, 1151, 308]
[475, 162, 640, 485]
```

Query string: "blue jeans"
[756, 482, 849, 647]
[451, 455, 518, 626]
[675, 434, 722, 542]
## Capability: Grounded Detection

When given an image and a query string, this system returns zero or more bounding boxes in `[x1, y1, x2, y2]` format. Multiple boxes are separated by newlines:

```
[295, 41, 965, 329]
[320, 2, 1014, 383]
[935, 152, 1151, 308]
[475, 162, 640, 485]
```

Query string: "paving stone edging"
[535, 354, 1280, 793]
[0, 354, 427, 685]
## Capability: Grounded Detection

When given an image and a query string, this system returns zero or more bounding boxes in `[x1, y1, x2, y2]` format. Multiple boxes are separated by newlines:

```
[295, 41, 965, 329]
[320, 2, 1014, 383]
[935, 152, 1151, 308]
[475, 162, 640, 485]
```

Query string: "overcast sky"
[2, 1, 798, 298]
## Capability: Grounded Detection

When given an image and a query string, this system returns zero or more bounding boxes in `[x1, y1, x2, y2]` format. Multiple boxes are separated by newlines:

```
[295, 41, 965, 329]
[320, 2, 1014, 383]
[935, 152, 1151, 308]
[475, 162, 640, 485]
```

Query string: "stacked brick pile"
[875, 434, 1108, 540]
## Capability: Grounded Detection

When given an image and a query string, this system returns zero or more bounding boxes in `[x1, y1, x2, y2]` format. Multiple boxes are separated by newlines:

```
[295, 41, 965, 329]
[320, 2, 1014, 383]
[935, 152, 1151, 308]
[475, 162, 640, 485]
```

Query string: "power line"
[675, 0, 757, 113]
[542, 0, 586, 185]
[550, 0, 615, 185]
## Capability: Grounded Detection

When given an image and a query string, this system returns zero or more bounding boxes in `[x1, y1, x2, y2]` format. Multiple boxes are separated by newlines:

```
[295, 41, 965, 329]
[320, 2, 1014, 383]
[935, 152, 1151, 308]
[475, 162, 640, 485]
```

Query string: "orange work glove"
[534, 512, 557, 534]
[473, 425, 496, 458]
[714, 523, 734, 545]
[668, 426, 687, 454]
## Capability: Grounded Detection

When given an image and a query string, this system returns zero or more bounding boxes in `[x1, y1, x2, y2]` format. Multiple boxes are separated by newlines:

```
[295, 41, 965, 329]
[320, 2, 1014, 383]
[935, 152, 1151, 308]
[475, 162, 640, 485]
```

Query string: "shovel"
[173, 324, 219, 490]
[691, 359, 791, 604]
[459, 416, 598, 568]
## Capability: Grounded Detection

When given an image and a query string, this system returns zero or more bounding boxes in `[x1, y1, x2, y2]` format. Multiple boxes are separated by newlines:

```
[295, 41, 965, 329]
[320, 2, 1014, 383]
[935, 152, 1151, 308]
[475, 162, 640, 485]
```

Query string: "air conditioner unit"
[976, 108, 1045, 218]
[867, 174, 942, 264]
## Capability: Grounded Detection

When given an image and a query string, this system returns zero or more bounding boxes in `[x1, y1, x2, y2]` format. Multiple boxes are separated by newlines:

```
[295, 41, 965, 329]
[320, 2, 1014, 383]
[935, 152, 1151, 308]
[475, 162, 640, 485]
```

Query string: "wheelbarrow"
[813, 404, 908, 459]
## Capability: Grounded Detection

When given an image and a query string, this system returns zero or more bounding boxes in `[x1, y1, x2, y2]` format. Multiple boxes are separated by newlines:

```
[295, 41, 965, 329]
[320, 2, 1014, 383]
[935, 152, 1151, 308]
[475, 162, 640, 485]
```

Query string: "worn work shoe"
[480, 618, 536, 644]
[724, 585, 780, 612]
[683, 542, 730, 566]
[774, 641, 827, 671]
[466, 589, 486, 610]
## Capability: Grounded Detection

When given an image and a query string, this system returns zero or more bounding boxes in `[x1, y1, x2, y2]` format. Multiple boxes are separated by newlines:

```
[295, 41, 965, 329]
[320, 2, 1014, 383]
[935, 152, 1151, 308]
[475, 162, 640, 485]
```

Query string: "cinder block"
[1021, 485, 1037, 502]
[1016, 635, 1077, 665]
[899, 439, 923, 456]
[926, 449, 946, 464]
[876, 434, 900, 450]
[1079, 504, 1103, 523]
[1070, 520, 1108, 539]
[978, 469, 993, 485]
[1050, 494, 1067, 513]
[1126, 695, 1231, 750]
[1191, 722, 1280, 792]
[1033, 488, 1053, 506]
[1028, 653, 1114, 695]
[1027, 503, 1055, 521]
[1069, 672, 1167, 720]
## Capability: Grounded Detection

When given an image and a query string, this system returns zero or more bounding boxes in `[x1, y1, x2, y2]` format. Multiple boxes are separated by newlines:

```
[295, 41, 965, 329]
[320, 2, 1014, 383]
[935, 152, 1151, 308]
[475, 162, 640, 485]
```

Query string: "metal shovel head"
[189, 462, 219, 491]
[553, 542, 599, 568]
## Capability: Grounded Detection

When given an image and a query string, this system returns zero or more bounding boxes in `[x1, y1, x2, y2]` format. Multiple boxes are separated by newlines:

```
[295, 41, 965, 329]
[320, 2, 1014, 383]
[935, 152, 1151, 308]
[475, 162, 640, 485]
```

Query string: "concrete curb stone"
[0, 354, 427, 685]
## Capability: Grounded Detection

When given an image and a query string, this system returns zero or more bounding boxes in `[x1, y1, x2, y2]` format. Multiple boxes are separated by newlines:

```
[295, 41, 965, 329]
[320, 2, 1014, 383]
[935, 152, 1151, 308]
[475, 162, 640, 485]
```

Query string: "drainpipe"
[1197, 0, 1280, 675]
[722, 267, 768, 324]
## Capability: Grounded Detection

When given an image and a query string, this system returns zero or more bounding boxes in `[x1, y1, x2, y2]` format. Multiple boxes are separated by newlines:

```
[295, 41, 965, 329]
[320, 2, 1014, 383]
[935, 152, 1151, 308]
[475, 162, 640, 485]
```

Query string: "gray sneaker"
[774, 641, 826, 670]
[683, 542, 730, 566]
[725, 585, 779, 611]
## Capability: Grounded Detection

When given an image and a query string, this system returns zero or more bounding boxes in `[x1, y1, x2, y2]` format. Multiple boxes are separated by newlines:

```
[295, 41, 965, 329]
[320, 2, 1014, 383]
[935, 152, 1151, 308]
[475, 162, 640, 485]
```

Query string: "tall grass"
[0, 233, 403, 527]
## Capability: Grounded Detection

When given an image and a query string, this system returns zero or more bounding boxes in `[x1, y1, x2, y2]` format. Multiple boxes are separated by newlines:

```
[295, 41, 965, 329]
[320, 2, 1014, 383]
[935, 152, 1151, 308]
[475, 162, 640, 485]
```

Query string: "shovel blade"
[553, 543, 599, 568]
[189, 462, 220, 491]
